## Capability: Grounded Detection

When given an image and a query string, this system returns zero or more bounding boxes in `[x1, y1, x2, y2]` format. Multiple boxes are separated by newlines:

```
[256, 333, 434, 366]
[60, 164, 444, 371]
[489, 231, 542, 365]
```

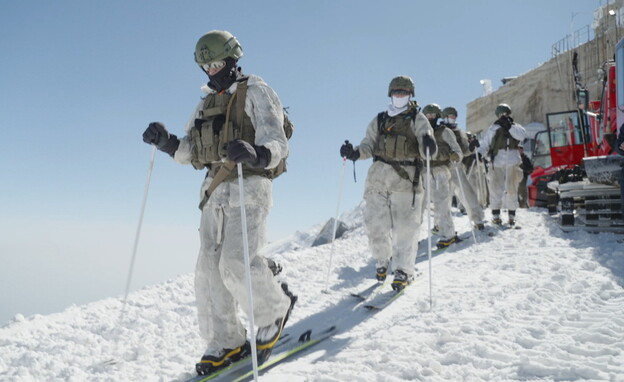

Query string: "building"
[466, 0, 624, 143]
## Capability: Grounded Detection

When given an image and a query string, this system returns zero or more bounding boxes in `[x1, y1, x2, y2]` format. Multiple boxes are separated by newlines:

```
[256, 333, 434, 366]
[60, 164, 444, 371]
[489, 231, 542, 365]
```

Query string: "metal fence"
[551, 25, 593, 57]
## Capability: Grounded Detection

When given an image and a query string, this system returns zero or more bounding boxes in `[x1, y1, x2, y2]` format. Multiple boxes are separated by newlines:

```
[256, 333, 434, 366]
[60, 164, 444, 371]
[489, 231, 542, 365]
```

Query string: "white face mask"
[445, 117, 457, 125]
[391, 95, 409, 108]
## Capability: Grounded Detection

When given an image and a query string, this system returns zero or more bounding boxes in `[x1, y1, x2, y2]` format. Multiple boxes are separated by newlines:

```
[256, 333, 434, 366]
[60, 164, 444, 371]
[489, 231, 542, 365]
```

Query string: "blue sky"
[0, 0, 600, 323]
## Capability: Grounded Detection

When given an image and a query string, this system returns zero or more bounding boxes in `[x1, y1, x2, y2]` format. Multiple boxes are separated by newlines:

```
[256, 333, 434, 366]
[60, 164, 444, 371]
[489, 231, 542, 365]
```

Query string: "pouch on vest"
[374, 106, 420, 162]
[196, 79, 294, 209]
[190, 118, 224, 170]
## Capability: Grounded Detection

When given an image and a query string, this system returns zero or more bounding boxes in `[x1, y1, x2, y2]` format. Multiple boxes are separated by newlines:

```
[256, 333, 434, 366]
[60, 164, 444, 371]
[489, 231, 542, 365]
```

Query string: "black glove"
[469, 138, 480, 152]
[498, 115, 513, 130]
[227, 139, 271, 168]
[422, 134, 437, 157]
[143, 122, 179, 156]
[340, 140, 360, 161]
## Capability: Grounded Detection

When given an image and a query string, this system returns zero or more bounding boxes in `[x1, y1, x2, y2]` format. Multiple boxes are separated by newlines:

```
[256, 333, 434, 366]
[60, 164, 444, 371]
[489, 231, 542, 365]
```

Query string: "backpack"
[235, 79, 293, 179]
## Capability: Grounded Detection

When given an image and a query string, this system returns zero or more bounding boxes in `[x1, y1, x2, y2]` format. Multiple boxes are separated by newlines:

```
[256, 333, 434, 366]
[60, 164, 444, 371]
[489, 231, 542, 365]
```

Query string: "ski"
[363, 284, 412, 311]
[184, 332, 293, 382]
[349, 280, 388, 301]
[363, 272, 422, 311]
[202, 326, 337, 381]
[416, 232, 471, 258]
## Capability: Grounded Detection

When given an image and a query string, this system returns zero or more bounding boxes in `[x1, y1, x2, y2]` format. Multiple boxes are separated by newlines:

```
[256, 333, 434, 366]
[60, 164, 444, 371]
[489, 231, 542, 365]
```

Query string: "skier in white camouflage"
[465, 132, 489, 208]
[475, 103, 527, 226]
[441, 106, 486, 230]
[340, 76, 437, 291]
[141, 30, 296, 376]
[422, 104, 464, 248]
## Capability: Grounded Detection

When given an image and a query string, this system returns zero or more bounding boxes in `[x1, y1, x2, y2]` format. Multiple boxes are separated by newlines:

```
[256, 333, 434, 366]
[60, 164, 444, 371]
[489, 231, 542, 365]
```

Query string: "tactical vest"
[430, 125, 451, 167]
[452, 129, 469, 155]
[373, 102, 421, 162]
[189, 79, 287, 182]
[489, 123, 520, 161]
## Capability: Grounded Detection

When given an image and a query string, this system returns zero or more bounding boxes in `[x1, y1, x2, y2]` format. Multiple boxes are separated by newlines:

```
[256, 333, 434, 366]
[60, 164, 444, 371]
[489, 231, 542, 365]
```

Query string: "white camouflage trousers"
[363, 162, 424, 277]
[487, 164, 523, 210]
[195, 176, 291, 351]
[450, 163, 485, 224]
[425, 165, 456, 240]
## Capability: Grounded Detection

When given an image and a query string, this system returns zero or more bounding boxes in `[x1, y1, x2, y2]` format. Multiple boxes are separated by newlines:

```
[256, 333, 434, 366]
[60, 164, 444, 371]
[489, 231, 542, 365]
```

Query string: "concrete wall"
[467, 0, 624, 136]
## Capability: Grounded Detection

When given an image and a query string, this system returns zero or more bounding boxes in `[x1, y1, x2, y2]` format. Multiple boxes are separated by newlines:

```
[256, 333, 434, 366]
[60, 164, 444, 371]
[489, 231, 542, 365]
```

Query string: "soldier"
[466, 132, 489, 208]
[476, 104, 527, 226]
[340, 76, 437, 291]
[422, 104, 464, 247]
[142, 30, 296, 376]
[441, 107, 486, 230]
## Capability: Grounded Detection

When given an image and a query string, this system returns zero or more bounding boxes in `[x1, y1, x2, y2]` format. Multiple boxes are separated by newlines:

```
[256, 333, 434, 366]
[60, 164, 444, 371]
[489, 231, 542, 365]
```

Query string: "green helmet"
[422, 103, 442, 117]
[388, 76, 415, 97]
[495, 103, 512, 117]
[442, 106, 458, 118]
[194, 30, 243, 65]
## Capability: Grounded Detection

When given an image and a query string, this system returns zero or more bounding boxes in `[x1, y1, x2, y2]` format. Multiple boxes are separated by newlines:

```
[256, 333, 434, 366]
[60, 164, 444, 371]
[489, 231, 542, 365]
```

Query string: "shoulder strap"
[200, 78, 249, 210]
[235, 78, 249, 129]
[377, 111, 387, 133]
[408, 106, 419, 122]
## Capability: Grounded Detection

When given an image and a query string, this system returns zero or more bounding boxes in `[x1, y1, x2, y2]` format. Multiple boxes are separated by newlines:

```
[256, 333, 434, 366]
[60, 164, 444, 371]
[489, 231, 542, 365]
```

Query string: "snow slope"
[1, 206, 623, 382]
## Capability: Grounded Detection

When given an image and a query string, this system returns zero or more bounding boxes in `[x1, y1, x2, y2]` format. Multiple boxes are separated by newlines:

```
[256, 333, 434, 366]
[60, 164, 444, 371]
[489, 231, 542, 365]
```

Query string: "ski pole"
[323, 157, 348, 293]
[453, 163, 477, 244]
[426, 147, 433, 311]
[102, 145, 157, 366]
[476, 156, 487, 208]
[466, 157, 478, 198]
[120, 145, 157, 315]
[237, 162, 260, 382]
[467, 158, 484, 208]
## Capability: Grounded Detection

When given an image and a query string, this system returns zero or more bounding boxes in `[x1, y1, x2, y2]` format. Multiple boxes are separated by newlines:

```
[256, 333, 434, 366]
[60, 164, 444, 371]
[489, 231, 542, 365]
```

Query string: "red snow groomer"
[528, 43, 623, 232]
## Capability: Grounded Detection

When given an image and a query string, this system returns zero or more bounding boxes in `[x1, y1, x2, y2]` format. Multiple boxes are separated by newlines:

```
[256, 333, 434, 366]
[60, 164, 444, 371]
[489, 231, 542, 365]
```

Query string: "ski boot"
[196, 341, 251, 375]
[375, 266, 388, 282]
[491, 209, 502, 226]
[508, 210, 516, 227]
[391, 269, 413, 291]
[267, 258, 283, 276]
[256, 283, 297, 362]
[436, 235, 459, 249]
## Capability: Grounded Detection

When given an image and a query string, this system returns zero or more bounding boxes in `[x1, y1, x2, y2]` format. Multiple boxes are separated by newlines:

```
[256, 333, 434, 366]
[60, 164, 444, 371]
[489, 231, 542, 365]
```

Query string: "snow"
[1, 205, 624, 382]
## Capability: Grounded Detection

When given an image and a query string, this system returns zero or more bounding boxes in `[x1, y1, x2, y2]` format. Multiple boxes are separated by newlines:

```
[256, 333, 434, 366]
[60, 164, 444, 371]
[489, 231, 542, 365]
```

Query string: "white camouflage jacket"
[477, 122, 527, 167]
[173, 74, 288, 171]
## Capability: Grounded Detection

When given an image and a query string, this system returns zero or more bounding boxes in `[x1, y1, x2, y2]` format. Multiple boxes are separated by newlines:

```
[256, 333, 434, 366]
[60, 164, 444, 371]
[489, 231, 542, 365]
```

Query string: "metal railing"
[551, 25, 593, 57]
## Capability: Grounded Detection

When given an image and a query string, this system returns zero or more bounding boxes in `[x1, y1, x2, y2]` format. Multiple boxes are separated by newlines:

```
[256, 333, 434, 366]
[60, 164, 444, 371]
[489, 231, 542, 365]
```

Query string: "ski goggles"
[201, 60, 226, 71]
